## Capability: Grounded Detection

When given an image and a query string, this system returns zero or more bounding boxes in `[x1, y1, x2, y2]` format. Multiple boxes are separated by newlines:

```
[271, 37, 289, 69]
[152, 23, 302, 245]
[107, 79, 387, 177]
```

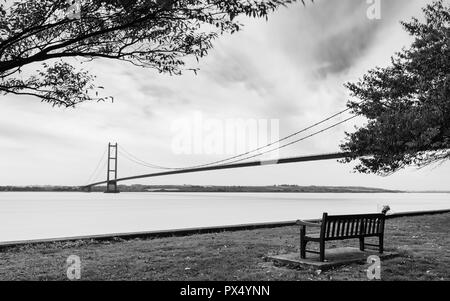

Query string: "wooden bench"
[296, 212, 386, 262]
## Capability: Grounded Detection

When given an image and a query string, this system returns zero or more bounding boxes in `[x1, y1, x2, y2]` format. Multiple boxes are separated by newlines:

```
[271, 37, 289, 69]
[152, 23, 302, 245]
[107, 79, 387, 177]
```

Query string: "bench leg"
[300, 226, 306, 259]
[379, 235, 384, 254]
[300, 241, 307, 259]
[359, 237, 365, 251]
[319, 240, 325, 262]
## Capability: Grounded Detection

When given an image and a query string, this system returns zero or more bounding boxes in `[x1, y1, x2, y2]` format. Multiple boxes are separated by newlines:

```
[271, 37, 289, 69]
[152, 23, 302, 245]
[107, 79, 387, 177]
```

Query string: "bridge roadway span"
[84, 152, 352, 188]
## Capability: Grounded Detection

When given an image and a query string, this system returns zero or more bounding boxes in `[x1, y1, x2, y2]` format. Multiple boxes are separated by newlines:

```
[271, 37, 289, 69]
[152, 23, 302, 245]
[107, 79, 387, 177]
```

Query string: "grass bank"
[0, 213, 449, 280]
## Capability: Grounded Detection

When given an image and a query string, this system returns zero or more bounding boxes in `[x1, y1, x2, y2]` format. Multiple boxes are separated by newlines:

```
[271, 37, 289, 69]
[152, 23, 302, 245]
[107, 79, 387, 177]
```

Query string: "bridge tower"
[105, 142, 119, 193]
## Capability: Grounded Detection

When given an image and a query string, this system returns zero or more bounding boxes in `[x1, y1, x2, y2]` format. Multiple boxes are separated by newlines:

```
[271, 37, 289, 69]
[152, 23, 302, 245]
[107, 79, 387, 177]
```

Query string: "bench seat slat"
[305, 250, 321, 254]
[326, 220, 331, 238]
[336, 220, 341, 238]
[342, 220, 350, 236]
[345, 220, 350, 236]
[351, 219, 356, 236]
[330, 221, 336, 237]
[324, 233, 380, 241]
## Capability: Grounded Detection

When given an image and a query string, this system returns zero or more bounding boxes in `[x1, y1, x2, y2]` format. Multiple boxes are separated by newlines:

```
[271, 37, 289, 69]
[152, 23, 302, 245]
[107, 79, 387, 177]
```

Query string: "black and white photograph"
[0, 0, 449, 292]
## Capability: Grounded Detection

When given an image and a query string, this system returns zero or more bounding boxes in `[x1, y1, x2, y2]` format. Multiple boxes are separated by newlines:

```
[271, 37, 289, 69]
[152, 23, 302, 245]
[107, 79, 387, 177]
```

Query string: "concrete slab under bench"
[268, 247, 399, 270]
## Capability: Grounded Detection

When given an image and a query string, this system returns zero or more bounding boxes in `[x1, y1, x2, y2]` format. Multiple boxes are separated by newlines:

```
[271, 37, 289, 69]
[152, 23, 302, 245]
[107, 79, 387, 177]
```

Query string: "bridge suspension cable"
[117, 107, 354, 171]
[85, 148, 108, 185]
[118, 146, 174, 170]
[218, 115, 356, 165]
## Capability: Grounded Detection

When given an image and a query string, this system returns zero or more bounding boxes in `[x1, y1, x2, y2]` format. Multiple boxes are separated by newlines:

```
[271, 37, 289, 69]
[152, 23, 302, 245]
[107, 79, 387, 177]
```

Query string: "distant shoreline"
[0, 184, 435, 193]
[1, 184, 449, 193]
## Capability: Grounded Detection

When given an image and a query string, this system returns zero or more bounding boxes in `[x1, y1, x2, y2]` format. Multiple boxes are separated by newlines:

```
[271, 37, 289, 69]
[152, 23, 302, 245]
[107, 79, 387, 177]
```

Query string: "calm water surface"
[0, 192, 449, 243]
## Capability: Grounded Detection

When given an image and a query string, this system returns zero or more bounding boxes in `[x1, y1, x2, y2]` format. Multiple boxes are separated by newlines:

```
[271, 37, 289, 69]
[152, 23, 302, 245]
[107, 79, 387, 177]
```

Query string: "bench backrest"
[321, 213, 386, 240]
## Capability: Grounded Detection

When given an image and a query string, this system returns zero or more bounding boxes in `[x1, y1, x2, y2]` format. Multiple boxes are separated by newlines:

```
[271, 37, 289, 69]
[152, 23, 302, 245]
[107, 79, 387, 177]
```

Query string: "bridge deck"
[84, 152, 352, 188]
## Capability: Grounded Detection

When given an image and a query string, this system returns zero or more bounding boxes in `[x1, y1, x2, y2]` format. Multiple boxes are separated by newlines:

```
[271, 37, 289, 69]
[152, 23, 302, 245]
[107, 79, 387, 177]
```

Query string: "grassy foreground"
[0, 213, 449, 281]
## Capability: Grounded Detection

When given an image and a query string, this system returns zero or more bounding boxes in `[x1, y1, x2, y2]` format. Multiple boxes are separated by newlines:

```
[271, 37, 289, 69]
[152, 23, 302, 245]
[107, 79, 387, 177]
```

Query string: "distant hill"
[0, 184, 403, 193]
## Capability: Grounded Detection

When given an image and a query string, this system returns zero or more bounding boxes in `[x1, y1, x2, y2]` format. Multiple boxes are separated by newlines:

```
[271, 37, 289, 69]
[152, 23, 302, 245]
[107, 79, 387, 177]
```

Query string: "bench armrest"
[296, 220, 322, 227]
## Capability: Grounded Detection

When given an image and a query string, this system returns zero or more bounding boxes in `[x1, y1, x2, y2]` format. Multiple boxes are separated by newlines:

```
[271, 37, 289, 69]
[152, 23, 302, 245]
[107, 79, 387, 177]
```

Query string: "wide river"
[0, 192, 449, 243]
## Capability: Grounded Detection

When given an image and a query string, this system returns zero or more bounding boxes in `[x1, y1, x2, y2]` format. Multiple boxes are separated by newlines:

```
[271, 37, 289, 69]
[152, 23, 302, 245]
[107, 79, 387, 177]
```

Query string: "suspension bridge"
[83, 108, 360, 193]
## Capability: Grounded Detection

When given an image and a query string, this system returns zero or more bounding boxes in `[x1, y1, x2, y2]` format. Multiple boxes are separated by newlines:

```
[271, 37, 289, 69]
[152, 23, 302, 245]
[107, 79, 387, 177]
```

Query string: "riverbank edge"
[1, 209, 449, 248]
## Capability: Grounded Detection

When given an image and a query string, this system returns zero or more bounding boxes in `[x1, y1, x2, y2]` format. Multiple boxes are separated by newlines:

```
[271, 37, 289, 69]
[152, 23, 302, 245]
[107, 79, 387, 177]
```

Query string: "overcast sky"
[1, 0, 449, 190]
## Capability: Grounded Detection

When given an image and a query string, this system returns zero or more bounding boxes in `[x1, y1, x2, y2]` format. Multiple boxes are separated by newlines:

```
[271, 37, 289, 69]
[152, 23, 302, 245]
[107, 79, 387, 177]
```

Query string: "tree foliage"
[341, 0, 450, 175]
[0, 0, 303, 107]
